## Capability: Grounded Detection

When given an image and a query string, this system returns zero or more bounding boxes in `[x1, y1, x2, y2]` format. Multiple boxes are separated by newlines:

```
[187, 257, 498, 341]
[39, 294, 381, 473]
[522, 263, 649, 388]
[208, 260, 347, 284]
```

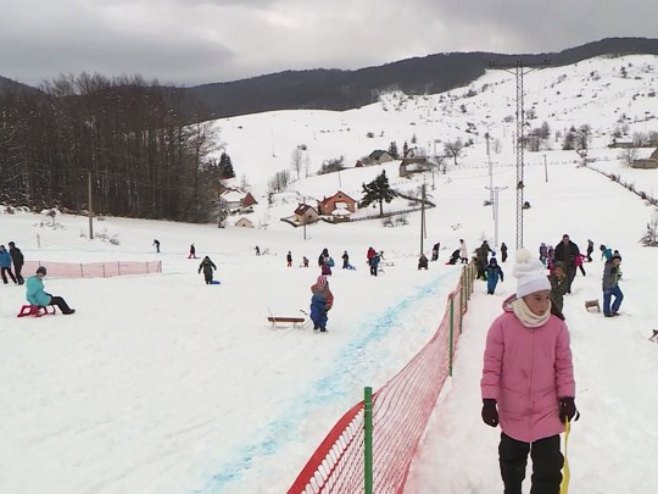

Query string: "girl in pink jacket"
[481, 249, 577, 494]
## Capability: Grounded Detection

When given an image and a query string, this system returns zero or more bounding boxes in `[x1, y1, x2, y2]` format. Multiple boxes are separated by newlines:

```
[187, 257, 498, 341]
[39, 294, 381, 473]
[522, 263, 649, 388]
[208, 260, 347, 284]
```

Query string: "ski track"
[196, 270, 454, 493]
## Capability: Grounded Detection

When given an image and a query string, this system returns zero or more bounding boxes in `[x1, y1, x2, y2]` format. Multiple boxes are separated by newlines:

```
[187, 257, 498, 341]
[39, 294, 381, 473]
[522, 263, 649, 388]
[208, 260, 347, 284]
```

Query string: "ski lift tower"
[491, 59, 549, 249]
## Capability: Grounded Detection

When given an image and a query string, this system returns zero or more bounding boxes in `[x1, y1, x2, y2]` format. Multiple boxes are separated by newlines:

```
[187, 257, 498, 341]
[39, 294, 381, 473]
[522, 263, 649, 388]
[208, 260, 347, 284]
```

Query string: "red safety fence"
[288, 264, 476, 494]
[22, 260, 162, 278]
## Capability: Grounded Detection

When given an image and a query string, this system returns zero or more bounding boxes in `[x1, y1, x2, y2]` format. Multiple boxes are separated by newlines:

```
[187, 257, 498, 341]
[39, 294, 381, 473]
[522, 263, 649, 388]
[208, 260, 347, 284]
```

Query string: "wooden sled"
[584, 299, 600, 313]
[267, 316, 306, 328]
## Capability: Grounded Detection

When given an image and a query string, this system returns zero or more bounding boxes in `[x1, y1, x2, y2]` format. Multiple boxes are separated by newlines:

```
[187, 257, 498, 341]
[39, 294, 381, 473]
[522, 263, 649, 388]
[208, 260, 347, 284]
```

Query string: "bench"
[17, 304, 56, 318]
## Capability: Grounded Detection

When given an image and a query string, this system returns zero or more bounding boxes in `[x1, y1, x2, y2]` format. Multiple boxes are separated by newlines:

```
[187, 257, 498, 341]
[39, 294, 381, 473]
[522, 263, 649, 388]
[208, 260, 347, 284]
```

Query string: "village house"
[317, 191, 358, 216]
[234, 217, 255, 228]
[367, 150, 394, 165]
[631, 147, 658, 169]
[294, 204, 320, 224]
[399, 157, 431, 178]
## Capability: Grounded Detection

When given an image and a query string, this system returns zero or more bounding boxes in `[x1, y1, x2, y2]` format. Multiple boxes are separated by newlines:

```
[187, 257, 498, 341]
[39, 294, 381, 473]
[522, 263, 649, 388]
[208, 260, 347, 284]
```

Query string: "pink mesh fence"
[288, 265, 476, 494]
[22, 260, 162, 278]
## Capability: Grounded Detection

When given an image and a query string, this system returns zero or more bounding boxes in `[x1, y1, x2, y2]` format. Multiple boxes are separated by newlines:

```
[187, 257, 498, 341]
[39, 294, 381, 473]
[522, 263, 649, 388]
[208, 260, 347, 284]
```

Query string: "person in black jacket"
[8, 241, 24, 285]
[198, 256, 217, 284]
[553, 234, 580, 294]
[500, 242, 508, 263]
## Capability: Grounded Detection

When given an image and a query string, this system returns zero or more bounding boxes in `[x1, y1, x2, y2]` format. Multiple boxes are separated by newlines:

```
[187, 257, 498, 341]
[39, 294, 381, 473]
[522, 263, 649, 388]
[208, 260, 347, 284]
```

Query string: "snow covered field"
[2, 54, 658, 493]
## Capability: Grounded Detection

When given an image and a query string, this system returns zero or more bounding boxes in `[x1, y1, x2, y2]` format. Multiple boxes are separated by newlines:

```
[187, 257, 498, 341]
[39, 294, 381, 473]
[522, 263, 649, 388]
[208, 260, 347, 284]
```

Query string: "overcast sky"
[1, 0, 657, 88]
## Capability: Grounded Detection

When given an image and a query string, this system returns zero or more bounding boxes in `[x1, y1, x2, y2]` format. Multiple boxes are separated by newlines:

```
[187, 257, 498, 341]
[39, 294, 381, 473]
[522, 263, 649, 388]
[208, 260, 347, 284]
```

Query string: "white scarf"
[511, 298, 551, 328]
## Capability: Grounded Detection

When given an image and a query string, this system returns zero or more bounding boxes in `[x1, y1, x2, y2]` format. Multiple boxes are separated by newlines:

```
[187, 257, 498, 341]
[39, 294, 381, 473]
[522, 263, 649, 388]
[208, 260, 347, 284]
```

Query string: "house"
[608, 139, 635, 149]
[399, 157, 431, 177]
[368, 150, 394, 165]
[317, 191, 358, 216]
[219, 189, 244, 211]
[235, 217, 254, 228]
[294, 204, 320, 224]
[631, 148, 658, 169]
[241, 192, 258, 207]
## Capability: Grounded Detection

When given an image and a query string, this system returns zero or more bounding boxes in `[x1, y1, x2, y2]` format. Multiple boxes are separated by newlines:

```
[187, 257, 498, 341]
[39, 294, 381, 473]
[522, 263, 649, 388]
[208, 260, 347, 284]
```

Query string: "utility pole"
[419, 182, 426, 254]
[486, 132, 493, 215]
[543, 154, 548, 182]
[302, 197, 307, 241]
[491, 59, 549, 249]
[88, 170, 94, 240]
[485, 186, 509, 247]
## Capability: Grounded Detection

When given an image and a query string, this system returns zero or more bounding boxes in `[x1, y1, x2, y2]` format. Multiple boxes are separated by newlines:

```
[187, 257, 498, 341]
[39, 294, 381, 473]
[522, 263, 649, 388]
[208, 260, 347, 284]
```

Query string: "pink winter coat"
[481, 298, 575, 443]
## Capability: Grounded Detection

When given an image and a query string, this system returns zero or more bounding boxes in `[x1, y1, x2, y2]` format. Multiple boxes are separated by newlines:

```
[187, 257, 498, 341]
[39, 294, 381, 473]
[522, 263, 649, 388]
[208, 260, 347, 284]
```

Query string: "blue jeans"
[603, 285, 623, 316]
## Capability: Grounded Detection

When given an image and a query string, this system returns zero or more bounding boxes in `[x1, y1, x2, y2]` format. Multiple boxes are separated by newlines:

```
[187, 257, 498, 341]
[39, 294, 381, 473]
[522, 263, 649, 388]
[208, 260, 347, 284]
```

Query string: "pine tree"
[388, 141, 399, 159]
[219, 152, 235, 179]
[361, 171, 396, 217]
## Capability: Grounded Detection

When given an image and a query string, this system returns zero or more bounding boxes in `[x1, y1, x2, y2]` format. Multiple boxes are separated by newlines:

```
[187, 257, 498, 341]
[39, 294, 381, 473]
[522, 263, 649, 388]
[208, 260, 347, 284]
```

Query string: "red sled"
[17, 305, 56, 318]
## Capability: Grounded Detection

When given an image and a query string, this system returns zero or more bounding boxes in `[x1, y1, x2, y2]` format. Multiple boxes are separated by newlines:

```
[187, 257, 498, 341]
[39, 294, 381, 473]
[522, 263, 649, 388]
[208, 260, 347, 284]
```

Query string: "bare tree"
[444, 139, 463, 166]
[291, 147, 303, 181]
[618, 147, 638, 166]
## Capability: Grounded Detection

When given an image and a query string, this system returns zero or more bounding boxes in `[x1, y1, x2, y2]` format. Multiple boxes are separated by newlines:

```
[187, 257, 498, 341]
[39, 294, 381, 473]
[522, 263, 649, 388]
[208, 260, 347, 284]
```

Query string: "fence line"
[22, 260, 162, 279]
[288, 263, 477, 493]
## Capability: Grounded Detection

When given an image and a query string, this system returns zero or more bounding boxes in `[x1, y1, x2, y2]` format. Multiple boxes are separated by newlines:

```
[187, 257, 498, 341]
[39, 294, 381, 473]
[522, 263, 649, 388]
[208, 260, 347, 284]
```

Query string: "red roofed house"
[317, 191, 358, 216]
[294, 204, 320, 224]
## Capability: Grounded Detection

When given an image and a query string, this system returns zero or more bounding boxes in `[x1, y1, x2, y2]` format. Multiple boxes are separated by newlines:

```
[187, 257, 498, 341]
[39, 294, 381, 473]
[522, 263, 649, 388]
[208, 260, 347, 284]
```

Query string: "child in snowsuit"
[198, 256, 217, 284]
[418, 253, 429, 270]
[188, 244, 197, 259]
[548, 262, 569, 314]
[485, 258, 504, 294]
[481, 249, 576, 494]
[575, 253, 587, 276]
[500, 242, 508, 263]
[368, 252, 381, 276]
[310, 275, 334, 332]
[342, 251, 349, 269]
[0, 245, 17, 284]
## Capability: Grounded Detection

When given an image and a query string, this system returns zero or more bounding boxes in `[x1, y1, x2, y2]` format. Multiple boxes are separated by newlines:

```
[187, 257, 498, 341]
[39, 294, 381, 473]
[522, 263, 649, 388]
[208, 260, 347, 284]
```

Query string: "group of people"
[0, 241, 24, 285]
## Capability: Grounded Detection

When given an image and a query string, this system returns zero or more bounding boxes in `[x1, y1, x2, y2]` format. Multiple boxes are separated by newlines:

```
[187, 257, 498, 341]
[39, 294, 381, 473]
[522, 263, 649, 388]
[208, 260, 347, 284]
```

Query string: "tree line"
[0, 73, 234, 222]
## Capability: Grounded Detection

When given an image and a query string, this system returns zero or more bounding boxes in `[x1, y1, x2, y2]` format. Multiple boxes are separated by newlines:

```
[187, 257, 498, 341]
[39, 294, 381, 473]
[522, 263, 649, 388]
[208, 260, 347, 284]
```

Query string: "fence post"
[80, 264, 83, 278]
[146, 262, 150, 274]
[117, 262, 121, 276]
[449, 295, 455, 377]
[364, 386, 373, 494]
[102, 264, 106, 278]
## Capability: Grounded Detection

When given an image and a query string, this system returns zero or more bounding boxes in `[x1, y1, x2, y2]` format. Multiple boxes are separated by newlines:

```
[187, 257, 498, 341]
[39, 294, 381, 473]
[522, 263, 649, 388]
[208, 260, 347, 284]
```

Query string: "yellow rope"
[560, 419, 571, 494]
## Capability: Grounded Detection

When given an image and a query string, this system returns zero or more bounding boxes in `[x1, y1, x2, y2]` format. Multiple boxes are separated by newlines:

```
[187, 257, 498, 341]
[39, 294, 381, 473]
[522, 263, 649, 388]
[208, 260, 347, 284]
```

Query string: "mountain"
[187, 37, 658, 119]
[0, 75, 38, 95]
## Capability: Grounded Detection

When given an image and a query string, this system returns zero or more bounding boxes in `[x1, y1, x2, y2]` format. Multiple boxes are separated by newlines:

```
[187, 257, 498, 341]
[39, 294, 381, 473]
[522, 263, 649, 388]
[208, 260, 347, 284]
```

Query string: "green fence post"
[364, 386, 373, 494]
[449, 295, 455, 377]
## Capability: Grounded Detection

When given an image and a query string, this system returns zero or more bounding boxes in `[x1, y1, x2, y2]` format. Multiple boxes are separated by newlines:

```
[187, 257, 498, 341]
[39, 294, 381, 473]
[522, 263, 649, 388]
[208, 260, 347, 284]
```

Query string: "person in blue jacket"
[0, 244, 18, 284]
[310, 275, 334, 332]
[485, 257, 504, 294]
[25, 266, 75, 314]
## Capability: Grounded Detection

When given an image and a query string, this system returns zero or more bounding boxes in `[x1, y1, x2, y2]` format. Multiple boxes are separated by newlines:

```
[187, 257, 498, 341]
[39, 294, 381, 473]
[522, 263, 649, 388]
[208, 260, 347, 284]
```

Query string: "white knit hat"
[514, 249, 550, 298]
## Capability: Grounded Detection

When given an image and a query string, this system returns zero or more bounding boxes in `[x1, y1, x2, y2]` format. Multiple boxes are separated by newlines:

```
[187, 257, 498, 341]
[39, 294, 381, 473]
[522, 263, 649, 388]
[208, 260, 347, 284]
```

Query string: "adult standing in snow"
[0, 244, 17, 284]
[431, 242, 440, 261]
[554, 234, 580, 294]
[153, 239, 160, 253]
[368, 251, 381, 276]
[481, 249, 577, 494]
[26, 266, 75, 314]
[8, 241, 24, 285]
[319, 248, 329, 267]
[341, 250, 349, 269]
[188, 243, 197, 259]
[586, 239, 594, 262]
[602, 253, 623, 317]
[198, 256, 217, 285]
[310, 275, 334, 332]
[286, 251, 293, 268]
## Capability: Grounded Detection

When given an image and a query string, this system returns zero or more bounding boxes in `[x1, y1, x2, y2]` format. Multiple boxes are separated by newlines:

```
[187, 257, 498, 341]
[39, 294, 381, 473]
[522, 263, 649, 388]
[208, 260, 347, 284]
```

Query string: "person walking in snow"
[0, 244, 17, 284]
[539, 242, 548, 266]
[418, 253, 429, 270]
[574, 253, 587, 276]
[548, 262, 569, 314]
[586, 239, 594, 262]
[188, 243, 197, 259]
[485, 257, 504, 294]
[342, 250, 350, 269]
[26, 266, 75, 314]
[310, 275, 334, 332]
[481, 249, 577, 494]
[286, 251, 293, 268]
[8, 241, 24, 284]
[602, 253, 623, 317]
[500, 242, 508, 263]
[302, 256, 309, 268]
[554, 234, 580, 294]
[459, 239, 469, 264]
[431, 242, 440, 261]
[153, 239, 160, 253]
[198, 256, 217, 285]
[600, 244, 612, 261]
[368, 251, 381, 276]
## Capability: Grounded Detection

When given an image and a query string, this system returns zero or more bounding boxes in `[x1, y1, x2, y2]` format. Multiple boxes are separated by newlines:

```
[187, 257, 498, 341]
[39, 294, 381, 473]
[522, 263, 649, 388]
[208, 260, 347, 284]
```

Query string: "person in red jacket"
[481, 249, 577, 494]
